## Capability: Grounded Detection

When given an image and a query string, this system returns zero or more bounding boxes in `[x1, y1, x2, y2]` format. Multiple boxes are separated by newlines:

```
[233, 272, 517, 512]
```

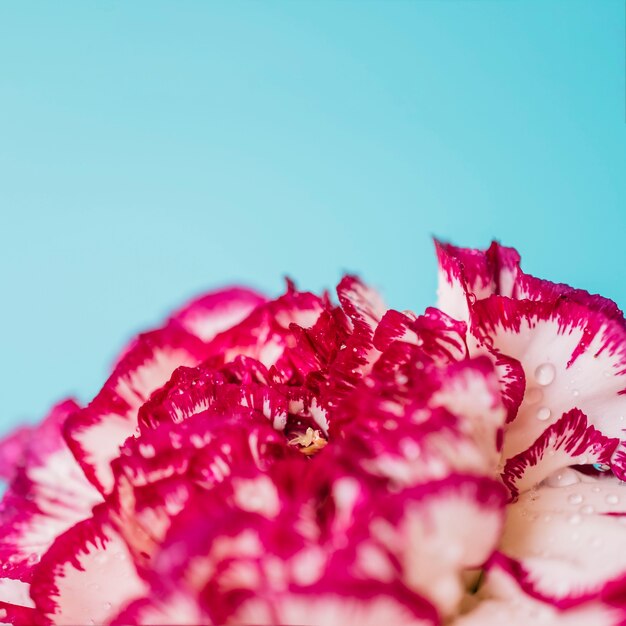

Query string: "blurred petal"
[496, 473, 626, 607]
[0, 400, 101, 582]
[64, 325, 207, 493]
[170, 286, 266, 343]
[30, 505, 147, 625]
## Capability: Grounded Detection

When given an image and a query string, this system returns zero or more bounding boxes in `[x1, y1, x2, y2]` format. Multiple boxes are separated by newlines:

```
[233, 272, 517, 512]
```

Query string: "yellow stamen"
[289, 427, 327, 456]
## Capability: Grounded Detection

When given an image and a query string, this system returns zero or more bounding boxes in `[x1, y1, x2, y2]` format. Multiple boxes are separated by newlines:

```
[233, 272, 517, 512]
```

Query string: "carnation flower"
[1, 242, 626, 625]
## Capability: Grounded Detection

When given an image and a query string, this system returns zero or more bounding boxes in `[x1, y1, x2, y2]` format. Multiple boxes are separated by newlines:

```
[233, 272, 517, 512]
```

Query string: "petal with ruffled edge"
[338, 358, 505, 487]
[370, 475, 507, 617]
[494, 472, 626, 607]
[373, 308, 468, 364]
[30, 504, 148, 625]
[205, 284, 325, 375]
[503, 408, 619, 497]
[0, 579, 38, 625]
[435, 240, 521, 323]
[0, 600, 40, 626]
[64, 325, 207, 494]
[109, 409, 294, 565]
[229, 580, 437, 626]
[470, 296, 626, 478]
[0, 400, 102, 583]
[0, 426, 32, 483]
[109, 590, 212, 626]
[170, 286, 266, 343]
[454, 565, 625, 626]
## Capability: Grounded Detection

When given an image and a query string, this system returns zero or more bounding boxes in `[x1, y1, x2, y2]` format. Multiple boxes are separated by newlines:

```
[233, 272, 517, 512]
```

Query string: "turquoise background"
[1, 0, 625, 433]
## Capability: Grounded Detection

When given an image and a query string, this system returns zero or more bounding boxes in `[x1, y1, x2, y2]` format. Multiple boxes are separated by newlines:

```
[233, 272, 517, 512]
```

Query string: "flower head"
[2, 243, 626, 625]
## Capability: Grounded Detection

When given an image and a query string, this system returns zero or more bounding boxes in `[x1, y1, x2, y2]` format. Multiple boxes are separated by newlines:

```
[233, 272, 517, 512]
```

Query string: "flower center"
[288, 427, 328, 456]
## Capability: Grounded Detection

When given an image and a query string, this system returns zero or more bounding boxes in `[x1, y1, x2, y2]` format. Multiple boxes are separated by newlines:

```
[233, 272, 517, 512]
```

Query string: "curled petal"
[64, 325, 207, 494]
[229, 580, 437, 626]
[470, 296, 626, 476]
[503, 409, 619, 497]
[109, 590, 211, 626]
[0, 400, 101, 582]
[454, 565, 624, 626]
[339, 359, 505, 486]
[0, 600, 40, 626]
[435, 240, 521, 323]
[206, 285, 325, 373]
[170, 286, 266, 342]
[373, 308, 467, 364]
[30, 505, 148, 625]
[496, 473, 626, 607]
[0, 427, 32, 482]
[370, 475, 507, 617]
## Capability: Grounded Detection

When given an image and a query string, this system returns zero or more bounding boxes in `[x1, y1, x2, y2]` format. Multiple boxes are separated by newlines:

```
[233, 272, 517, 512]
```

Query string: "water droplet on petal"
[535, 363, 556, 386]
[536, 407, 552, 421]
[568, 493, 583, 505]
[606, 494, 619, 505]
[544, 467, 580, 487]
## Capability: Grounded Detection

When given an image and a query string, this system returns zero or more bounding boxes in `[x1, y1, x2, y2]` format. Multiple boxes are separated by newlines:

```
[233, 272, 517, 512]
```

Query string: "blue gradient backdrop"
[1, 0, 625, 433]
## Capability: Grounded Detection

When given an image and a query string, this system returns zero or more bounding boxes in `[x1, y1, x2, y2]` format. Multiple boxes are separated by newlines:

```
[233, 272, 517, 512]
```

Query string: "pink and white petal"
[64, 325, 207, 494]
[30, 505, 148, 625]
[170, 286, 266, 343]
[503, 409, 619, 496]
[206, 286, 325, 372]
[514, 273, 625, 323]
[110, 590, 212, 626]
[371, 475, 507, 617]
[230, 584, 436, 626]
[0, 600, 41, 626]
[435, 240, 521, 323]
[373, 308, 468, 364]
[0, 578, 34, 608]
[0, 427, 31, 482]
[470, 297, 626, 471]
[0, 401, 101, 581]
[336, 275, 387, 339]
[454, 566, 625, 626]
[429, 358, 506, 465]
[497, 472, 626, 607]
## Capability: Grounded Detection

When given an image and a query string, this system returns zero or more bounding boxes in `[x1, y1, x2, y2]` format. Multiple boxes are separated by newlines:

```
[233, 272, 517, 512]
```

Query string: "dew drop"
[536, 407, 552, 421]
[534, 363, 556, 386]
[545, 467, 581, 487]
[606, 494, 619, 505]
[568, 493, 583, 505]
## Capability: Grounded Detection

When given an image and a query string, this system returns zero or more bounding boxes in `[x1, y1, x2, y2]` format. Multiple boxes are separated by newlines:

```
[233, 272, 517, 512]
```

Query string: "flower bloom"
[2, 243, 626, 625]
